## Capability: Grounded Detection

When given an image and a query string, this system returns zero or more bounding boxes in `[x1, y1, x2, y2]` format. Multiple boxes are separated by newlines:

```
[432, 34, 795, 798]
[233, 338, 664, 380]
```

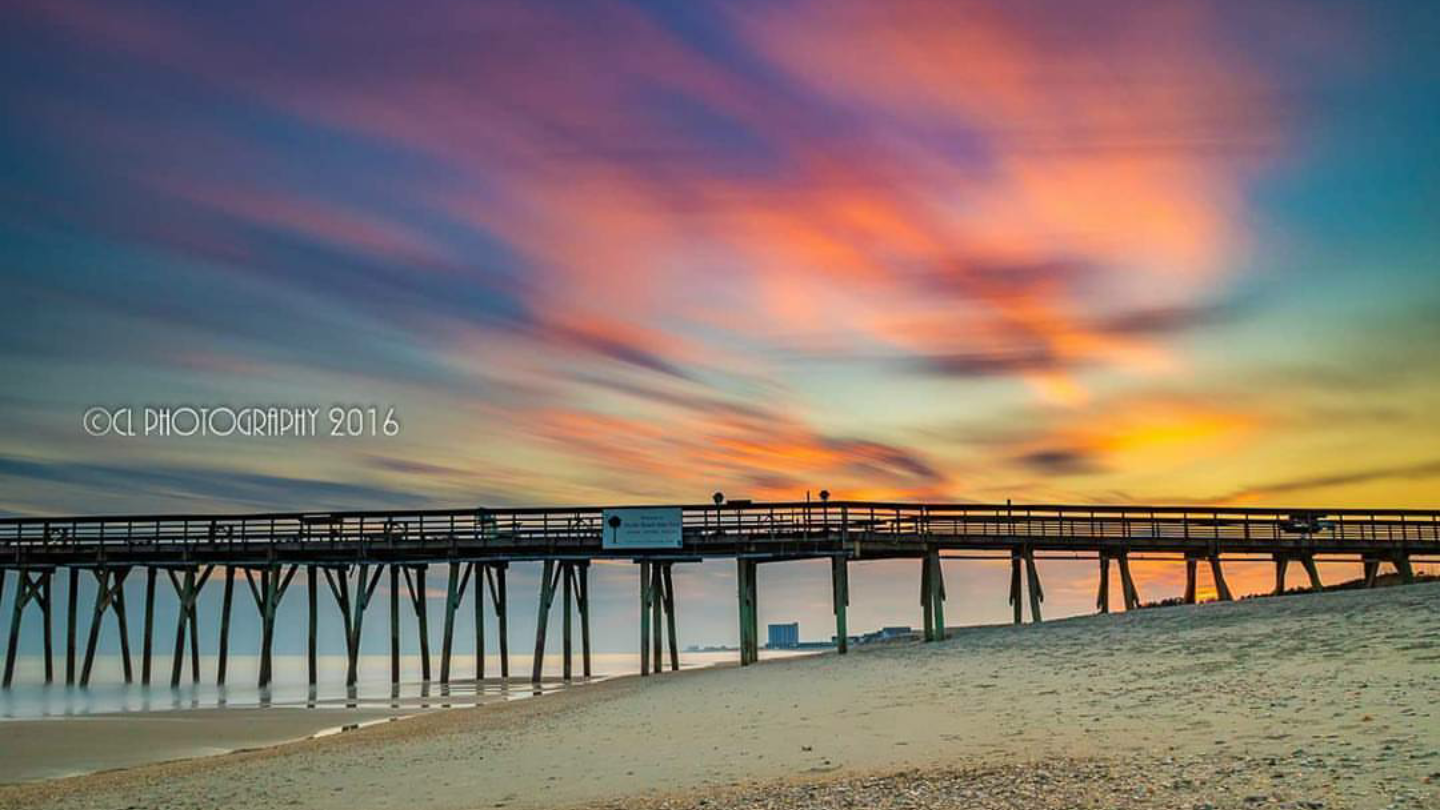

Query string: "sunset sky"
[1, 0, 1437, 649]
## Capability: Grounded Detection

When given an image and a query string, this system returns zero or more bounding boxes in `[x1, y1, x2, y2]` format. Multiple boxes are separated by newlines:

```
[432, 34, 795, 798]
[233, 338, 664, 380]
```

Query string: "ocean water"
[0, 650, 810, 719]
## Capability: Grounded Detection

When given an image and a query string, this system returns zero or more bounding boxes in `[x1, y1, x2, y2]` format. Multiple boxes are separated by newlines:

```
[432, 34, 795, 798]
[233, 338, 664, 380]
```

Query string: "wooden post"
[247, 565, 297, 688]
[1301, 555, 1323, 591]
[67, 567, 79, 685]
[921, 554, 934, 642]
[1363, 558, 1379, 587]
[650, 564, 663, 673]
[112, 572, 133, 684]
[1393, 547, 1416, 579]
[1023, 548, 1043, 623]
[167, 567, 211, 686]
[562, 563, 574, 681]
[217, 566, 234, 686]
[1118, 553, 1140, 611]
[1096, 553, 1111, 614]
[641, 561, 653, 675]
[490, 564, 509, 679]
[409, 565, 431, 681]
[474, 563, 486, 681]
[0, 569, 19, 688]
[1184, 557, 1198, 604]
[578, 561, 592, 677]
[76, 570, 109, 687]
[932, 550, 948, 640]
[832, 556, 849, 653]
[1209, 556, 1233, 601]
[389, 565, 401, 684]
[307, 565, 318, 686]
[340, 564, 382, 687]
[746, 560, 759, 663]
[1008, 552, 1023, 625]
[441, 562, 468, 685]
[662, 563, 679, 671]
[140, 567, 155, 686]
[40, 572, 53, 683]
[1274, 556, 1289, 596]
[531, 560, 557, 684]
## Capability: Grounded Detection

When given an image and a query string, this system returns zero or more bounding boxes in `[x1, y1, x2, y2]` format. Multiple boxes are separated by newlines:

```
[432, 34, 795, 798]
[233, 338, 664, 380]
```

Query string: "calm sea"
[0, 650, 809, 719]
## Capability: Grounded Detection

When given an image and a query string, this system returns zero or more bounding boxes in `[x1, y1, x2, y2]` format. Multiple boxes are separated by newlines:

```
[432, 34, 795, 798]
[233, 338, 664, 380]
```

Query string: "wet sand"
[0, 706, 410, 783]
[1, 582, 1435, 810]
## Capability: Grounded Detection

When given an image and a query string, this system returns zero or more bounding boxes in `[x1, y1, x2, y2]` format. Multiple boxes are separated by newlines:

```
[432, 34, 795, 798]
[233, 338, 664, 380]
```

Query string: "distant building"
[767, 622, 800, 649]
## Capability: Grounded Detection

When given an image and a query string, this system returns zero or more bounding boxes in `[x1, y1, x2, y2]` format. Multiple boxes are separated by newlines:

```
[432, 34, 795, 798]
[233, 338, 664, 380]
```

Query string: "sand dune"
[2, 582, 1435, 810]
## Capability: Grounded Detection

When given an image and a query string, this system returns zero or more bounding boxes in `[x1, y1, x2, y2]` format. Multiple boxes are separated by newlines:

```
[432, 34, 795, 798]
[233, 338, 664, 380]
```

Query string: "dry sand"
[1, 582, 1435, 810]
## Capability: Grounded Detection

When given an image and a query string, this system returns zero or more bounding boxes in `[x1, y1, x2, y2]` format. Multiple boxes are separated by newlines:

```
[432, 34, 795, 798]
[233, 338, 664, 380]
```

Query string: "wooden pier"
[0, 501, 1436, 688]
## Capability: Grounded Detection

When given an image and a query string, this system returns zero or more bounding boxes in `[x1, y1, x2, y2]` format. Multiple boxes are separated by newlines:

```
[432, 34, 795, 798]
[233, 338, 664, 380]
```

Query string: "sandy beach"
[2, 582, 1435, 810]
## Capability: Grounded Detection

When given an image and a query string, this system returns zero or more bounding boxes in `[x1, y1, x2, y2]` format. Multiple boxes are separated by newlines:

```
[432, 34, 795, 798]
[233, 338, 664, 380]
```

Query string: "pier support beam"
[1363, 558, 1380, 587]
[307, 565, 318, 687]
[324, 564, 382, 687]
[736, 559, 759, 666]
[403, 564, 432, 681]
[1273, 556, 1289, 596]
[1301, 555, 1323, 591]
[141, 567, 155, 686]
[78, 568, 131, 687]
[485, 563, 509, 680]
[439, 562, 473, 685]
[1097, 552, 1141, 613]
[168, 566, 214, 686]
[67, 568, 79, 685]
[1007, 549, 1042, 623]
[217, 567, 235, 686]
[245, 565, 298, 688]
[1184, 557, 1199, 604]
[640, 561, 651, 675]
[5, 569, 56, 686]
[1392, 553, 1415, 584]
[921, 549, 946, 641]
[1209, 556, 1233, 602]
[531, 560, 560, 684]
[831, 556, 849, 654]
[579, 561, 593, 678]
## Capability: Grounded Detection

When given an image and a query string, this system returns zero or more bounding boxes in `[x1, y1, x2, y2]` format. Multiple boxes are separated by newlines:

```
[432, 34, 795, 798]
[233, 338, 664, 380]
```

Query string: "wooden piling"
[410, 566, 431, 681]
[1209, 556, 1233, 601]
[307, 565, 318, 686]
[6, 570, 49, 686]
[1023, 548, 1043, 623]
[650, 563, 663, 673]
[490, 564, 509, 679]
[1301, 555, 1323, 591]
[67, 567, 79, 685]
[578, 561, 592, 677]
[440, 562, 468, 685]
[531, 560, 557, 684]
[1008, 552, 1023, 625]
[1096, 553, 1111, 614]
[832, 556, 849, 654]
[217, 566, 234, 686]
[1117, 553, 1140, 611]
[390, 564, 400, 684]
[1363, 558, 1379, 587]
[921, 554, 934, 642]
[1274, 556, 1289, 596]
[662, 563, 679, 672]
[40, 572, 53, 683]
[474, 563, 486, 681]
[640, 561, 652, 675]
[140, 567, 155, 685]
[1393, 553, 1415, 583]
[1184, 557, 1198, 604]
[562, 563, 574, 681]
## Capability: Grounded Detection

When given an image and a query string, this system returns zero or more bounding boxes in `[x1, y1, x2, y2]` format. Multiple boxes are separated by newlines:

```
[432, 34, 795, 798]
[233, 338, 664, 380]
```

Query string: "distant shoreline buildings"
[686, 622, 915, 654]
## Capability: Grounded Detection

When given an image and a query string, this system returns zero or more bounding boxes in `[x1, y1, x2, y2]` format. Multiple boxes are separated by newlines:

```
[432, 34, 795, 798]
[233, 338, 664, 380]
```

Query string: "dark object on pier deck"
[0, 500, 1435, 689]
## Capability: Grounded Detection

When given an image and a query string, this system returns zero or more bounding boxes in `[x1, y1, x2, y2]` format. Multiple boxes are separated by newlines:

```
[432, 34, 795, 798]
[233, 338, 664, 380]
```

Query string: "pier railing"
[2, 502, 1437, 561]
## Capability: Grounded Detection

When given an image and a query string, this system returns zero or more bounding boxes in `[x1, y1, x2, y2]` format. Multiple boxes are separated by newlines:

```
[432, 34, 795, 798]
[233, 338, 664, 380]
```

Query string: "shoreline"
[2, 583, 1435, 809]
